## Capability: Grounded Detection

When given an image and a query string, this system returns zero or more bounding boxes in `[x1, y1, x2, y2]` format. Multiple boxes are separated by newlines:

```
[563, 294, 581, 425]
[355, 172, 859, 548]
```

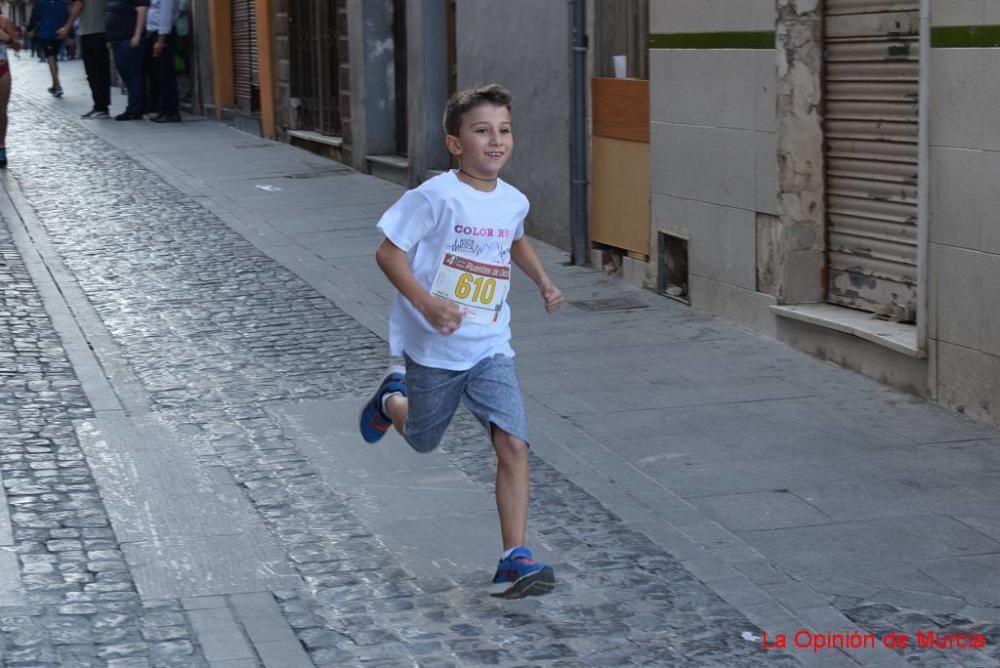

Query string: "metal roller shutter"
[232, 0, 260, 113]
[824, 0, 919, 320]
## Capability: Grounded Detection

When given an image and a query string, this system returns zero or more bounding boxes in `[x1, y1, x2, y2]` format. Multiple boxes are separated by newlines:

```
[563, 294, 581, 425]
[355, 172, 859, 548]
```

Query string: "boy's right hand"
[421, 296, 464, 336]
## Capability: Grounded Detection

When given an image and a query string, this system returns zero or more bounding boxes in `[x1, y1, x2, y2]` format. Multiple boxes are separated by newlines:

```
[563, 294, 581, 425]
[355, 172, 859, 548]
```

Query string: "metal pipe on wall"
[917, 0, 930, 355]
[570, 0, 589, 265]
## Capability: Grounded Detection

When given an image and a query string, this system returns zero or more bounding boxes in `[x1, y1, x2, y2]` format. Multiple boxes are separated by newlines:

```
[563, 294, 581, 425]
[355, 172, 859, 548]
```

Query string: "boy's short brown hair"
[442, 84, 512, 137]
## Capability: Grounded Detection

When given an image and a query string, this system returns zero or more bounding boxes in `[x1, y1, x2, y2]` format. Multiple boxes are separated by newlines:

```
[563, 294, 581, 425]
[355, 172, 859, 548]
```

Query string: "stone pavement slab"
[742, 515, 1000, 572]
[695, 490, 833, 532]
[76, 414, 299, 599]
[267, 398, 509, 580]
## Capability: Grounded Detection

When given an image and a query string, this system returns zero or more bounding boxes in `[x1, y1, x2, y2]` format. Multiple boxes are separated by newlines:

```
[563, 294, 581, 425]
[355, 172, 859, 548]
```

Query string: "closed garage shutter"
[824, 0, 919, 320]
[232, 0, 260, 113]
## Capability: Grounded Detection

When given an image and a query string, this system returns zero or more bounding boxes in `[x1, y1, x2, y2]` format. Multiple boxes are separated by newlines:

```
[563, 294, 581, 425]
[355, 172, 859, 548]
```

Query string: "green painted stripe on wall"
[932, 25, 1000, 48]
[648, 31, 775, 50]
[647, 26, 1000, 51]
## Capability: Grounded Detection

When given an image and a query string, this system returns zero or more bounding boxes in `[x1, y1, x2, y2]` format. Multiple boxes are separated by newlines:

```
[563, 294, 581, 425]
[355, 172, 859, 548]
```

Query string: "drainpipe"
[569, 0, 589, 265]
[916, 0, 930, 353]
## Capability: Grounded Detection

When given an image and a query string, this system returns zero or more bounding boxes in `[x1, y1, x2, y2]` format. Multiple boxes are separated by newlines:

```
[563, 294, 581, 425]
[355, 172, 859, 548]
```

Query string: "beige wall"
[456, 0, 571, 251]
[930, 0, 1000, 25]
[650, 0, 774, 33]
[648, 0, 778, 334]
[927, 3, 1000, 424]
[646, 0, 1000, 426]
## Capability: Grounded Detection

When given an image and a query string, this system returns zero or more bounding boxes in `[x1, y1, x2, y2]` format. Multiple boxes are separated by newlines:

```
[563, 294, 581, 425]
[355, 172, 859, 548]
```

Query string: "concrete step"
[366, 153, 410, 186]
[288, 129, 345, 162]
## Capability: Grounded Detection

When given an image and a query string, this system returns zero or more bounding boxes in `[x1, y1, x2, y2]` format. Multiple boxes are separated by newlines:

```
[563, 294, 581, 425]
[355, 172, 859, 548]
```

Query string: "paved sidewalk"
[4, 58, 1000, 666]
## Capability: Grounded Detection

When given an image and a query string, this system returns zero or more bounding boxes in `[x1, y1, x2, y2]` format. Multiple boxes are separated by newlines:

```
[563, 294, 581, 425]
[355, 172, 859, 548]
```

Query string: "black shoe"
[151, 113, 182, 123]
[114, 112, 143, 121]
[81, 108, 109, 119]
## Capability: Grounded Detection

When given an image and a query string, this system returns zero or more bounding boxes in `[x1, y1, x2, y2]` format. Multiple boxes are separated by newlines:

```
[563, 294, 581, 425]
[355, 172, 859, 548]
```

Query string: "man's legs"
[143, 33, 159, 115]
[46, 46, 59, 89]
[81, 34, 111, 112]
[0, 68, 11, 166]
[113, 40, 144, 116]
[156, 32, 179, 116]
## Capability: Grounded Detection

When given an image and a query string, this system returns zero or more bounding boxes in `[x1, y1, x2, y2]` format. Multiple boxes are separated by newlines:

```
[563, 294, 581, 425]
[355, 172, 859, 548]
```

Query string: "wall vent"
[657, 231, 689, 304]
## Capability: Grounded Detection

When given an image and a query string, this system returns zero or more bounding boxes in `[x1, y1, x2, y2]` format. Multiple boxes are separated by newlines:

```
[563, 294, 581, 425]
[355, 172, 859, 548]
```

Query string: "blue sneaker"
[359, 368, 406, 443]
[491, 547, 555, 599]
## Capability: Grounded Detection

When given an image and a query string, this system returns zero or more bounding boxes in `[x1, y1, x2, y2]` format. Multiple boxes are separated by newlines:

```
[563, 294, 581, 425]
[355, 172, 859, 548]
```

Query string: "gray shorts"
[403, 354, 529, 453]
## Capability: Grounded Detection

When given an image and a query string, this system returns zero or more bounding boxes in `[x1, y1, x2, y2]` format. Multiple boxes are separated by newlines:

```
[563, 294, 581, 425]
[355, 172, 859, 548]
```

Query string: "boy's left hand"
[539, 278, 563, 313]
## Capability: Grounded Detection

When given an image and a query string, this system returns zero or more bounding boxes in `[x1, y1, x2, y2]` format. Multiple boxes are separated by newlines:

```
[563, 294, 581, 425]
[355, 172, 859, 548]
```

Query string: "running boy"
[359, 84, 563, 599]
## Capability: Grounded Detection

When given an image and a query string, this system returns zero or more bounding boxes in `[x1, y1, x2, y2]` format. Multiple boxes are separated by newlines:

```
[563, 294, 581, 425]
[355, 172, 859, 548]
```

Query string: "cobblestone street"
[0, 58, 998, 667]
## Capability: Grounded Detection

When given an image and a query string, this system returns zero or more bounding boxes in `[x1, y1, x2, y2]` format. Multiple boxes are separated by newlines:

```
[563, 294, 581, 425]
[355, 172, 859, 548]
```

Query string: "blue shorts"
[403, 354, 529, 453]
[40, 39, 62, 58]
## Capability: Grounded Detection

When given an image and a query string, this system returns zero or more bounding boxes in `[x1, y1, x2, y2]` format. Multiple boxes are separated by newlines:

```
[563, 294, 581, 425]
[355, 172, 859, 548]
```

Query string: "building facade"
[1, 0, 30, 26]
[189, 0, 999, 426]
[192, 0, 578, 251]
[644, 0, 1000, 426]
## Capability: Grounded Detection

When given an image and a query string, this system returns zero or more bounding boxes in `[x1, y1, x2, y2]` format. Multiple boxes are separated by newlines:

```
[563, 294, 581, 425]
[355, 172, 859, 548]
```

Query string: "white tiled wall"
[930, 50, 991, 150]
[930, 147, 983, 249]
[929, 42, 1000, 424]
[936, 341, 1000, 425]
[650, 44, 777, 302]
[650, 0, 775, 33]
[931, 0, 987, 26]
[644, 1, 1000, 425]
[652, 194, 755, 289]
[932, 244, 983, 350]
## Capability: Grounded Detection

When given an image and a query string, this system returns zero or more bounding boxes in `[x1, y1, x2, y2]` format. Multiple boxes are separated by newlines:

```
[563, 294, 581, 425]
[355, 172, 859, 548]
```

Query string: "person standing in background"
[0, 11, 22, 167]
[106, 0, 148, 120]
[144, 0, 179, 122]
[173, 0, 190, 103]
[79, 0, 110, 118]
[28, 0, 81, 97]
[16, 25, 26, 59]
[63, 19, 76, 59]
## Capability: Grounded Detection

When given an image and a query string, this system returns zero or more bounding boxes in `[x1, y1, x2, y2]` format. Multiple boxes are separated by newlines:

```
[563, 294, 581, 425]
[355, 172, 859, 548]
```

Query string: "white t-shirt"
[377, 170, 529, 371]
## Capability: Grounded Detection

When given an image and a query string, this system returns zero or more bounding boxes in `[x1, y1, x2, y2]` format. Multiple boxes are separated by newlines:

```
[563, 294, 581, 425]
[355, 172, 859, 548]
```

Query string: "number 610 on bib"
[430, 253, 511, 325]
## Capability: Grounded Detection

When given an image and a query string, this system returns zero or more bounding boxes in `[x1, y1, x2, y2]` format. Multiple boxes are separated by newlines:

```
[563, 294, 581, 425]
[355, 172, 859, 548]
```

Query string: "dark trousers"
[81, 33, 110, 112]
[145, 31, 178, 116]
[112, 39, 144, 115]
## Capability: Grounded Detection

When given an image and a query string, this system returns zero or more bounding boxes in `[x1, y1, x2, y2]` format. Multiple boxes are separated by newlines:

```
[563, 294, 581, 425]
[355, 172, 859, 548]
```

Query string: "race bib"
[430, 253, 510, 325]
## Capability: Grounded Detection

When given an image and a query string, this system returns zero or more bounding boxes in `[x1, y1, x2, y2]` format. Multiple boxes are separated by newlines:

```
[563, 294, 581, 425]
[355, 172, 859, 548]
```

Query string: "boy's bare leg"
[385, 394, 408, 434]
[491, 426, 529, 550]
[385, 397, 531, 549]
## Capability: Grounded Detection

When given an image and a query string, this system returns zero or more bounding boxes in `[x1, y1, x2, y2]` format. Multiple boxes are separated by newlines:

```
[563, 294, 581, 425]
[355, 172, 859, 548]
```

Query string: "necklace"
[458, 168, 498, 184]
